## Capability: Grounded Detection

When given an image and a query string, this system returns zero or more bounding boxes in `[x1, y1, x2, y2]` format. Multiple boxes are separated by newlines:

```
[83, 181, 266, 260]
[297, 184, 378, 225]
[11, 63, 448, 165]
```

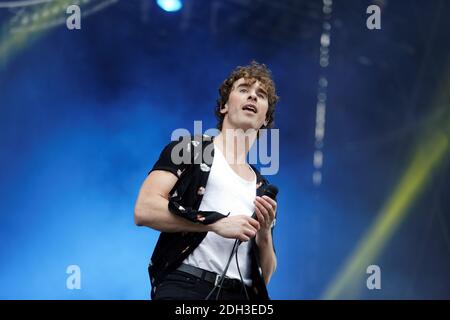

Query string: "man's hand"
[254, 195, 277, 284]
[210, 215, 260, 242]
[254, 196, 277, 244]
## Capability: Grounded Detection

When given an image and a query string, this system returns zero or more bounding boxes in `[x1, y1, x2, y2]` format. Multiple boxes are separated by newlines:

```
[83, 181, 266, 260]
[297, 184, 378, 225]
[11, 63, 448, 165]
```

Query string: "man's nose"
[247, 92, 257, 102]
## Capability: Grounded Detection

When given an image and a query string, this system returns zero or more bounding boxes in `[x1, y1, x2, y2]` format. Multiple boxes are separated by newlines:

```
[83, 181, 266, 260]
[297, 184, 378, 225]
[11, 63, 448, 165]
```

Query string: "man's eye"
[240, 88, 248, 93]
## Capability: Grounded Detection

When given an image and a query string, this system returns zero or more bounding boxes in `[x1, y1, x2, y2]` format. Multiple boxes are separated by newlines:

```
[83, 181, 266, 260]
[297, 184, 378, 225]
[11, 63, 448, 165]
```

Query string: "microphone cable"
[204, 238, 239, 300]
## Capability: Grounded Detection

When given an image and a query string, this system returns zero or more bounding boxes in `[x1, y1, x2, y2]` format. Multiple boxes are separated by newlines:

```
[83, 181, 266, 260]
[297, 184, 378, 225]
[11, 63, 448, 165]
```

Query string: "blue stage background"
[0, 0, 449, 299]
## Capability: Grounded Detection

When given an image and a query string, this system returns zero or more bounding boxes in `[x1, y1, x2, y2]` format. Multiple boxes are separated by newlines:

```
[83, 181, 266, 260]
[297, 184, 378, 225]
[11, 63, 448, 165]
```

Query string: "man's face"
[220, 77, 269, 132]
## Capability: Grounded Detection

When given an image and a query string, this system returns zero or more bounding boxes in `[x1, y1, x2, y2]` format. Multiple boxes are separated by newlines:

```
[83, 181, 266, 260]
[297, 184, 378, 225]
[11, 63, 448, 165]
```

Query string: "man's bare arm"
[134, 170, 260, 241]
[134, 170, 210, 232]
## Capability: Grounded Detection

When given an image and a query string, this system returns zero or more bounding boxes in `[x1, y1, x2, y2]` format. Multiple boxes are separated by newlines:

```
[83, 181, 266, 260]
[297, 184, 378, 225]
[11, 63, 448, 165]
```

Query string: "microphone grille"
[264, 184, 278, 199]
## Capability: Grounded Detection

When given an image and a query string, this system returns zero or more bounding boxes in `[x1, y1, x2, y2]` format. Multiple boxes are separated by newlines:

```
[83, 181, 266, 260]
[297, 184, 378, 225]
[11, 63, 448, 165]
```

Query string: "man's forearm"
[134, 195, 211, 233]
[256, 231, 277, 285]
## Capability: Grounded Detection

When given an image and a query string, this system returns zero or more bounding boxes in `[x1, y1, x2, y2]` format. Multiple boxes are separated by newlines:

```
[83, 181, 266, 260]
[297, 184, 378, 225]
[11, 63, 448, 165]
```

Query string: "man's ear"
[220, 103, 228, 114]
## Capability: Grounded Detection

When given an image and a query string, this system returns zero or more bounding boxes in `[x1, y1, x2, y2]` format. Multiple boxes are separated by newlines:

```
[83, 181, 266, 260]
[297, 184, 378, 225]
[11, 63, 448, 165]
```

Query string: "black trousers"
[152, 270, 255, 300]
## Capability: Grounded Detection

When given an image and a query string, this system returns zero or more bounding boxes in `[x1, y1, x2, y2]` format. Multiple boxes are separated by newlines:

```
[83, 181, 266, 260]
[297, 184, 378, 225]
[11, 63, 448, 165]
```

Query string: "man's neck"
[214, 127, 257, 166]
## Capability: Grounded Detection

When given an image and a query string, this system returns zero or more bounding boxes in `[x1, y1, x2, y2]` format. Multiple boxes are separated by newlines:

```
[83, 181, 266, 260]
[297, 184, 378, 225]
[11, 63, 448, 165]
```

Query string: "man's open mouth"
[242, 104, 257, 113]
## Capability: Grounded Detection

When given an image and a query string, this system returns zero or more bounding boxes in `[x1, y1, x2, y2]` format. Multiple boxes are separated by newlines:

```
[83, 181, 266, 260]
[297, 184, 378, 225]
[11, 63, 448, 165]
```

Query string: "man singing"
[134, 61, 279, 300]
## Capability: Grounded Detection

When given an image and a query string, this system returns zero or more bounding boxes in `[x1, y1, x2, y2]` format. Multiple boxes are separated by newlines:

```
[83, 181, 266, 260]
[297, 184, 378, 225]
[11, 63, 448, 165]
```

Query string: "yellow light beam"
[322, 111, 449, 300]
[0, 0, 119, 66]
[0, 0, 70, 65]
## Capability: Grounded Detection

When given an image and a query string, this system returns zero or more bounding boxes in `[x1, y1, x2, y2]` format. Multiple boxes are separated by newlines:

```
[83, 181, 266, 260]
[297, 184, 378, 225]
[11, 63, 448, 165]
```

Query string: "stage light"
[320, 33, 330, 47]
[156, 0, 183, 12]
[312, 0, 333, 186]
[313, 171, 322, 186]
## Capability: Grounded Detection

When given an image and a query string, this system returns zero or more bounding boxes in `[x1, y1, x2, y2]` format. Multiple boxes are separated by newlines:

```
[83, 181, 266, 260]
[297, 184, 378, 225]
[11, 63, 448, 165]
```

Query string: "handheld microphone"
[252, 184, 278, 219]
[240, 184, 278, 245]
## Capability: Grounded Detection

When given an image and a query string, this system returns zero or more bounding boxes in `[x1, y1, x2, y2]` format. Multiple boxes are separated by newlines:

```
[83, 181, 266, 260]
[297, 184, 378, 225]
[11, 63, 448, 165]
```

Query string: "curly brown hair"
[215, 61, 279, 131]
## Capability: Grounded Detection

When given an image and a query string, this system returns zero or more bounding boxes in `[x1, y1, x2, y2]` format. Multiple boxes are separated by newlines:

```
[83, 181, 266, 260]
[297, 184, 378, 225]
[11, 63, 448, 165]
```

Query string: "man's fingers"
[247, 216, 260, 230]
[255, 199, 269, 216]
[239, 234, 250, 242]
[255, 207, 265, 224]
[244, 227, 257, 237]
[262, 195, 277, 208]
[257, 196, 277, 222]
[257, 197, 277, 217]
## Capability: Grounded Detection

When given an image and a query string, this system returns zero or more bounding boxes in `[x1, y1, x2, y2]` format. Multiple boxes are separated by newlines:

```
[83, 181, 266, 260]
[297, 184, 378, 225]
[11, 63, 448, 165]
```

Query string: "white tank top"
[182, 143, 256, 286]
